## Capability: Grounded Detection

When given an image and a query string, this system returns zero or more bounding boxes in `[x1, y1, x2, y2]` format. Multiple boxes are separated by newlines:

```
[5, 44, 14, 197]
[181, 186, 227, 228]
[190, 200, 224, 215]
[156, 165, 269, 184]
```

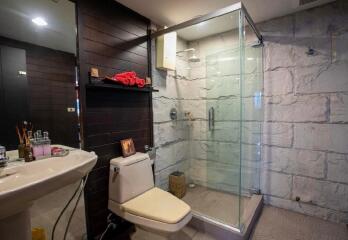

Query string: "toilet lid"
[121, 187, 191, 224]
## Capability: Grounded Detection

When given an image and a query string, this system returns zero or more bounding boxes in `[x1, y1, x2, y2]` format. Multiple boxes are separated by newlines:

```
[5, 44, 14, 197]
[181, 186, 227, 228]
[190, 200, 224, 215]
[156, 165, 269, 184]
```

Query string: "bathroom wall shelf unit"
[77, 0, 153, 237]
[86, 83, 159, 93]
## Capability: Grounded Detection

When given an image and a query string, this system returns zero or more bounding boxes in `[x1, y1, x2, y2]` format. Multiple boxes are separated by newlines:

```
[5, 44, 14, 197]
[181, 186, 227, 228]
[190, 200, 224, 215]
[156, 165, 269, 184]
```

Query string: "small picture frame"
[120, 138, 136, 157]
[90, 67, 99, 78]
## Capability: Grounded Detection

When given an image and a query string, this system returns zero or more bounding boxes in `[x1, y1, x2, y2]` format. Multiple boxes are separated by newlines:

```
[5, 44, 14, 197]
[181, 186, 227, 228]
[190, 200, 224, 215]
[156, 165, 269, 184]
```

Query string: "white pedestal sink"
[0, 146, 97, 240]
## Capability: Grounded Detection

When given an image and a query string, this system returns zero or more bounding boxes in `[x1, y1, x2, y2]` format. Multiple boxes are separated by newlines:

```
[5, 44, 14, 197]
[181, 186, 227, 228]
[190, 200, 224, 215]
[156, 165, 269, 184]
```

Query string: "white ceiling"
[116, 0, 335, 27]
[176, 12, 239, 41]
[0, 0, 76, 54]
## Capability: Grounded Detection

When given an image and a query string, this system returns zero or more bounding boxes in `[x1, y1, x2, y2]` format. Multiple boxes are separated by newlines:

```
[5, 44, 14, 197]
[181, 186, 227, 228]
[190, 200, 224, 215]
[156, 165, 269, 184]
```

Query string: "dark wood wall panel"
[77, 0, 152, 238]
[0, 36, 79, 148]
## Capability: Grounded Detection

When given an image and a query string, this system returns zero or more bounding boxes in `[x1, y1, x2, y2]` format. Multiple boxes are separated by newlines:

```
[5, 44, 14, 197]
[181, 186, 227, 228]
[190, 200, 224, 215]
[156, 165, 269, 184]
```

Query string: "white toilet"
[108, 152, 192, 235]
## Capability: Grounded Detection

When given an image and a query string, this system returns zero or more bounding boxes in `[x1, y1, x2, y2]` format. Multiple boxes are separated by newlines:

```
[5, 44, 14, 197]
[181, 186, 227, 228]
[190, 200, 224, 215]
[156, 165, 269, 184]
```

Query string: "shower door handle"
[208, 107, 215, 131]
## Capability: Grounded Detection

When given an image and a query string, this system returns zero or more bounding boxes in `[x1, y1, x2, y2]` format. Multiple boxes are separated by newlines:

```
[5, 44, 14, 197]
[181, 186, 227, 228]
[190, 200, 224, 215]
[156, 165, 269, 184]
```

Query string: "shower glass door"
[202, 9, 243, 229]
[205, 48, 242, 228]
[202, 9, 263, 230]
[239, 11, 263, 230]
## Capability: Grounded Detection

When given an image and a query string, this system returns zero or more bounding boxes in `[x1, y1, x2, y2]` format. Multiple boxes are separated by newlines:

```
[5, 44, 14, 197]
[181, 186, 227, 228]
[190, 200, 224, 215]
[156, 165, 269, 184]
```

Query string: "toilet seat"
[122, 187, 190, 223]
[108, 187, 192, 232]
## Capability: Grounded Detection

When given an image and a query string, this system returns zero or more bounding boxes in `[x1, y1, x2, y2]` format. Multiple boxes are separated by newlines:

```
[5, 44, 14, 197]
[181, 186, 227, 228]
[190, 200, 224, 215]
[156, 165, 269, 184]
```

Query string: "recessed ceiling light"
[32, 17, 47, 26]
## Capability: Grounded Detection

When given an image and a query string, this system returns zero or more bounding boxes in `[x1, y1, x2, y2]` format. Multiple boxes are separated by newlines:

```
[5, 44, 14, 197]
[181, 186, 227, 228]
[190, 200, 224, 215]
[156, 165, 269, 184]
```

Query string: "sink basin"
[0, 167, 17, 179]
[0, 146, 97, 240]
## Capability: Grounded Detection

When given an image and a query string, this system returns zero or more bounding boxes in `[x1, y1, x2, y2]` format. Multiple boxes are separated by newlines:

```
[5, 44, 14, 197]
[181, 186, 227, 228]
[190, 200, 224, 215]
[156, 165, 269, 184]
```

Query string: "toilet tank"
[109, 152, 154, 204]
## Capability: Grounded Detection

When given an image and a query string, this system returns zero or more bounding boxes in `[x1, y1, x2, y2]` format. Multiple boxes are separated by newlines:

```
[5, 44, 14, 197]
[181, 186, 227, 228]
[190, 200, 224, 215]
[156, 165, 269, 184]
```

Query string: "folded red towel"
[111, 71, 145, 88]
[129, 76, 136, 86]
[136, 77, 145, 88]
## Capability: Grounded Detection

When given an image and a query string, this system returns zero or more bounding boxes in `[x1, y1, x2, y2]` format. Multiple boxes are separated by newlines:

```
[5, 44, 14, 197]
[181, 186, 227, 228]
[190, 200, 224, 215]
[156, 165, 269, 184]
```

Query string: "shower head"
[176, 48, 200, 62]
[251, 40, 264, 48]
[176, 48, 196, 54]
[188, 54, 200, 62]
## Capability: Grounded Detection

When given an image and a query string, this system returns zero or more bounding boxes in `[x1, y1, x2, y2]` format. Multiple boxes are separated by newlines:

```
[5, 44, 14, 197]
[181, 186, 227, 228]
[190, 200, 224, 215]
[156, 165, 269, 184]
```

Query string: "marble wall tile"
[294, 123, 348, 154]
[263, 39, 295, 71]
[292, 176, 348, 212]
[190, 62, 207, 80]
[264, 69, 293, 96]
[188, 159, 241, 191]
[153, 98, 182, 123]
[155, 160, 190, 190]
[327, 153, 348, 184]
[263, 146, 326, 178]
[264, 95, 329, 122]
[257, 15, 294, 38]
[155, 140, 189, 172]
[294, 4, 338, 38]
[154, 121, 190, 146]
[332, 32, 348, 62]
[206, 75, 240, 98]
[263, 195, 348, 223]
[261, 171, 292, 198]
[330, 93, 348, 123]
[294, 61, 348, 94]
[293, 37, 332, 67]
[263, 122, 293, 147]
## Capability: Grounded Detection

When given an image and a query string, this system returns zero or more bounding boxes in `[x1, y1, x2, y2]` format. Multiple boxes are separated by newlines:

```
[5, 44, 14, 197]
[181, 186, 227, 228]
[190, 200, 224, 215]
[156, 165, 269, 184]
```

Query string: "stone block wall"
[152, 0, 348, 224]
[258, 1, 348, 223]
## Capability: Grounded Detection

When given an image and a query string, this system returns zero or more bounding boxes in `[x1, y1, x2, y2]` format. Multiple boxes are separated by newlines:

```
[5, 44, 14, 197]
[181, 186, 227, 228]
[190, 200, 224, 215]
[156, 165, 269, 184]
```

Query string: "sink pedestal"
[0, 209, 31, 240]
[0, 146, 98, 240]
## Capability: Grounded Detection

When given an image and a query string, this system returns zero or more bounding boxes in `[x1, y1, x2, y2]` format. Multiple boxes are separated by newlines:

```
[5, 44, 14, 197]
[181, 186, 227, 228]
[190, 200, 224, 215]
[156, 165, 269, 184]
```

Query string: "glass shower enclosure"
[152, 2, 263, 235]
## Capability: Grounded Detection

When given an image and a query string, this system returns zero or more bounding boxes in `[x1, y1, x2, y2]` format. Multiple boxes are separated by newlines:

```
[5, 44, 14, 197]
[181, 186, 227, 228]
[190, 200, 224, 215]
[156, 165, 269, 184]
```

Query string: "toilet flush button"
[111, 167, 120, 182]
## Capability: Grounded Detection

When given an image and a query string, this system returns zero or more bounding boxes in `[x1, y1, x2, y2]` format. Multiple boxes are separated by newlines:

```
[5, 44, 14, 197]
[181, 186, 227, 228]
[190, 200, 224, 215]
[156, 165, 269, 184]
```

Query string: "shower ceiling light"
[32, 17, 48, 26]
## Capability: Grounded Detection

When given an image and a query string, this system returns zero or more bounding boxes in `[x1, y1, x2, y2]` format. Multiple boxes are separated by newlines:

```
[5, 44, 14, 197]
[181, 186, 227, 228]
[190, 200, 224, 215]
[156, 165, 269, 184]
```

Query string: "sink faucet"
[0, 145, 8, 167]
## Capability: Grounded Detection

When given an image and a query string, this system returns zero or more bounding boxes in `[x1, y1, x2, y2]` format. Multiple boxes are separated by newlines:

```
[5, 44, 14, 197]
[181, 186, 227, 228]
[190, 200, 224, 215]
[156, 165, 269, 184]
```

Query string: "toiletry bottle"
[24, 145, 33, 162]
[32, 131, 44, 159]
[18, 144, 25, 159]
[31, 132, 39, 159]
[0, 145, 7, 167]
[20, 131, 32, 159]
[43, 132, 51, 157]
[0, 145, 6, 159]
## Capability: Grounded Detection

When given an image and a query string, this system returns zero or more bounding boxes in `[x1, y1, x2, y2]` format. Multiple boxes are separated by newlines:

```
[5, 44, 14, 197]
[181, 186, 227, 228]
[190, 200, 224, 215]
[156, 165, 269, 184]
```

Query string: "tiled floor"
[250, 206, 348, 240]
[131, 206, 348, 240]
[130, 226, 214, 240]
[31, 181, 86, 240]
[182, 185, 250, 227]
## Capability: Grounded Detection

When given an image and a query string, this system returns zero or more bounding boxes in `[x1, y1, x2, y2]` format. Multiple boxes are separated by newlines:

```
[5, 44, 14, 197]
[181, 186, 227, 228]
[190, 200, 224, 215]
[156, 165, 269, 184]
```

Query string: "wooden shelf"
[86, 83, 159, 92]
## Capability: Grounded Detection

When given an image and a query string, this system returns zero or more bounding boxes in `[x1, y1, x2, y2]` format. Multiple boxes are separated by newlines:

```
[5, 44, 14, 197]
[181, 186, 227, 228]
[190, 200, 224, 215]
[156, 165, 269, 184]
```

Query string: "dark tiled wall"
[76, 0, 152, 238]
[0, 36, 79, 148]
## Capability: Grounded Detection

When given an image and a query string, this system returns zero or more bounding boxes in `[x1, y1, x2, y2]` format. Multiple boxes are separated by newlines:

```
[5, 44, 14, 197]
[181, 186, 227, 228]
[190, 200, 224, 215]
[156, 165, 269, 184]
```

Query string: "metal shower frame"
[150, 1, 263, 234]
[150, 2, 262, 44]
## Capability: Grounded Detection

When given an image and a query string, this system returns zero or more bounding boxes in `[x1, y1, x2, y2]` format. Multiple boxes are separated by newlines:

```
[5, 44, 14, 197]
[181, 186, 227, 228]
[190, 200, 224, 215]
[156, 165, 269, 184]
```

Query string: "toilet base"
[131, 226, 193, 240]
[132, 226, 171, 240]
